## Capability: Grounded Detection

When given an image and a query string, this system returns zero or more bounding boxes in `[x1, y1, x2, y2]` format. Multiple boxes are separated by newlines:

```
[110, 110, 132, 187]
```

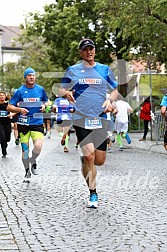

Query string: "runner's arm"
[7, 104, 28, 115]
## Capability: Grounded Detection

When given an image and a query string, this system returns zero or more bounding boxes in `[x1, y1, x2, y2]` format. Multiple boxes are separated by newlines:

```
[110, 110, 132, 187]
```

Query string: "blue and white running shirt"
[9, 84, 48, 125]
[160, 95, 167, 107]
[62, 61, 118, 119]
[54, 97, 74, 121]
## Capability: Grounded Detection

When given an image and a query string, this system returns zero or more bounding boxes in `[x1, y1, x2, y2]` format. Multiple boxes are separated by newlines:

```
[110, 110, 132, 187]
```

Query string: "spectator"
[139, 97, 151, 141]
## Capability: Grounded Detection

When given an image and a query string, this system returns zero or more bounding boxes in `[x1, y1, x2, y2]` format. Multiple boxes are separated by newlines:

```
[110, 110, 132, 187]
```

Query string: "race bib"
[85, 117, 102, 129]
[61, 114, 70, 120]
[17, 115, 30, 125]
[0, 110, 8, 117]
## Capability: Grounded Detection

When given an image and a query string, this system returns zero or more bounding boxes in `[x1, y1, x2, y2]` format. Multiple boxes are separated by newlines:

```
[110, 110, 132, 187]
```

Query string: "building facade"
[0, 25, 22, 66]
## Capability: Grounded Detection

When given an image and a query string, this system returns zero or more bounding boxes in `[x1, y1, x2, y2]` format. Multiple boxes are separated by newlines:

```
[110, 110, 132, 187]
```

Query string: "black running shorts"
[73, 118, 107, 151]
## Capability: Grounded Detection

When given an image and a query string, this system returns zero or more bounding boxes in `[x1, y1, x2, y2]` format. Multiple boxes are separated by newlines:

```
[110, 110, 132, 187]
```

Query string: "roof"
[0, 25, 22, 49]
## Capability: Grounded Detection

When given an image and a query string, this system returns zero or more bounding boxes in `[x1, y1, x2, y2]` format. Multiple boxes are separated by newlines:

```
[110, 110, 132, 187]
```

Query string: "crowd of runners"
[1, 38, 167, 209]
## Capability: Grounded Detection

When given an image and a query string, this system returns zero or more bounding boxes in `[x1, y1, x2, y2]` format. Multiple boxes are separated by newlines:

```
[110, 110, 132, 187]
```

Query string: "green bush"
[129, 112, 144, 131]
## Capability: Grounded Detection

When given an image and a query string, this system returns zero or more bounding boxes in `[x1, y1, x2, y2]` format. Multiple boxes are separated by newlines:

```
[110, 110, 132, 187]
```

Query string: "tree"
[20, 0, 137, 67]
[111, 0, 167, 64]
[0, 37, 58, 95]
[22, 0, 167, 64]
[19, 36, 57, 95]
[2, 0, 167, 95]
[19, 0, 136, 96]
[0, 63, 23, 94]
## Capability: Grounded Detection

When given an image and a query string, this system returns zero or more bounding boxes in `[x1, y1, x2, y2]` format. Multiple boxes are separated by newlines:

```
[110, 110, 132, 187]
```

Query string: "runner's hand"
[40, 104, 46, 112]
[20, 108, 29, 115]
[102, 99, 116, 113]
[66, 90, 75, 104]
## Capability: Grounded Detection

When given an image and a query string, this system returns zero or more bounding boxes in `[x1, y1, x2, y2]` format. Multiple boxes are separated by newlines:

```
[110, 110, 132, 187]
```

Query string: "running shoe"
[23, 168, 31, 183]
[64, 146, 69, 152]
[125, 133, 131, 144]
[2, 150, 7, 158]
[15, 138, 19, 145]
[75, 143, 79, 148]
[46, 132, 51, 139]
[75, 141, 79, 148]
[88, 193, 98, 208]
[139, 138, 146, 141]
[108, 147, 112, 153]
[31, 163, 38, 175]
[119, 146, 124, 151]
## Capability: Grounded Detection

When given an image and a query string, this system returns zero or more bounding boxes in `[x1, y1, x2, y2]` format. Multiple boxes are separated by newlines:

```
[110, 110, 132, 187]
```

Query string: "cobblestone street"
[1, 129, 167, 252]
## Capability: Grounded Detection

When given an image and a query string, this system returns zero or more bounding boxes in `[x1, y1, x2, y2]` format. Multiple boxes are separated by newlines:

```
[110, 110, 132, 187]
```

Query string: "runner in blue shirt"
[52, 97, 75, 152]
[160, 94, 167, 150]
[7, 67, 48, 182]
[59, 38, 118, 208]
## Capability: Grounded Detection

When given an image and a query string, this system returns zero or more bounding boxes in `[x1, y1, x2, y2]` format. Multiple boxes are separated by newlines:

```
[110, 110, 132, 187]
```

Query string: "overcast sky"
[0, 0, 55, 26]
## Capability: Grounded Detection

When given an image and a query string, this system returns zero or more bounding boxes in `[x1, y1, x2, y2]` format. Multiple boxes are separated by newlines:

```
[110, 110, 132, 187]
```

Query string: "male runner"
[7, 67, 48, 182]
[59, 38, 118, 208]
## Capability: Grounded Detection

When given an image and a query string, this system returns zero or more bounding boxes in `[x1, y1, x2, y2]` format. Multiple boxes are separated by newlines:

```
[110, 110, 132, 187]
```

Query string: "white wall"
[2, 50, 22, 64]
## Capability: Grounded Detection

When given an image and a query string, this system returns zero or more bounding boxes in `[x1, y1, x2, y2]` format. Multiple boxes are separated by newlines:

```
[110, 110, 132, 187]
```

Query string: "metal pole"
[148, 57, 153, 140]
[136, 74, 140, 131]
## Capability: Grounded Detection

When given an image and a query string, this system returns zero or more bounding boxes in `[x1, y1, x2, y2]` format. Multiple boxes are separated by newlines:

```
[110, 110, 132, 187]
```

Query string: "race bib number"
[61, 114, 70, 120]
[85, 117, 102, 129]
[0, 110, 8, 117]
[17, 115, 30, 125]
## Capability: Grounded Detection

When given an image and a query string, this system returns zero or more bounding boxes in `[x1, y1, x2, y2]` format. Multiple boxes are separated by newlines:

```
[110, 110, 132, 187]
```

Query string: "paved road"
[1, 129, 167, 252]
